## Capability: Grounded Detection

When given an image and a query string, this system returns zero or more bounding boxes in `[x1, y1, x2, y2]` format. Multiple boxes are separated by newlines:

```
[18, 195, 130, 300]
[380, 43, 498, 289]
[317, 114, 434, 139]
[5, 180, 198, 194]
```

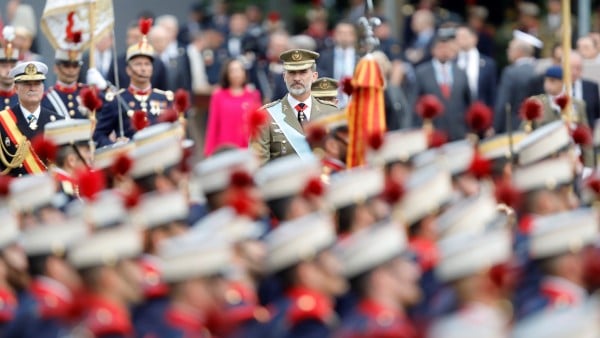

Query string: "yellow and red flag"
[345, 56, 386, 168]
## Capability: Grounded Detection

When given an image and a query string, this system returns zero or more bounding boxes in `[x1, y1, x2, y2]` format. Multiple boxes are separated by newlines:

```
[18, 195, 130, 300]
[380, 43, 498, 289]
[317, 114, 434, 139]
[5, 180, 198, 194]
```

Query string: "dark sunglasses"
[57, 61, 83, 68]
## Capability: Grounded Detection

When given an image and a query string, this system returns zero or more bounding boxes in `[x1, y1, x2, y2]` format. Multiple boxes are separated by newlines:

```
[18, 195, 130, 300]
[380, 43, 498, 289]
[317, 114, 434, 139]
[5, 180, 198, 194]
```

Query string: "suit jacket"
[414, 61, 472, 140]
[476, 54, 497, 108]
[250, 95, 339, 165]
[0, 105, 63, 177]
[316, 47, 359, 80]
[580, 79, 600, 128]
[494, 60, 536, 133]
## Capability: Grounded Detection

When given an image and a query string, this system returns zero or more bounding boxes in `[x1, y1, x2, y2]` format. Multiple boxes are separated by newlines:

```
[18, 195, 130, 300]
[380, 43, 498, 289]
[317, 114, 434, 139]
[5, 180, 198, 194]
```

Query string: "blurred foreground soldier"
[311, 77, 339, 106]
[1, 61, 62, 176]
[0, 209, 22, 334]
[68, 227, 143, 338]
[251, 49, 338, 164]
[41, 48, 91, 119]
[9, 173, 66, 229]
[369, 129, 428, 184]
[7, 221, 88, 338]
[335, 223, 420, 338]
[517, 209, 598, 318]
[306, 112, 349, 178]
[428, 224, 513, 338]
[43, 119, 92, 200]
[129, 191, 189, 338]
[255, 156, 323, 223]
[0, 26, 19, 110]
[264, 213, 348, 338]
[94, 20, 174, 147]
[142, 232, 231, 337]
[191, 209, 269, 337]
[477, 132, 526, 180]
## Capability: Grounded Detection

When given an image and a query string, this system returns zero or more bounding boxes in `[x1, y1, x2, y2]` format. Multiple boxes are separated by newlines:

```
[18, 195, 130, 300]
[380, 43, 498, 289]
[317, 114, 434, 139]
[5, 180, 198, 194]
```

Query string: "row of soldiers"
[0, 73, 598, 337]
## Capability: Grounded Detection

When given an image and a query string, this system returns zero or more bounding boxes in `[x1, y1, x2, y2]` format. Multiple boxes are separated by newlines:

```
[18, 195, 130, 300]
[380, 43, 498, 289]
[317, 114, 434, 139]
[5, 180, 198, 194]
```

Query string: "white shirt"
[573, 79, 583, 100]
[287, 95, 312, 121]
[458, 49, 479, 98]
[95, 49, 112, 77]
[21, 104, 40, 121]
[334, 46, 356, 80]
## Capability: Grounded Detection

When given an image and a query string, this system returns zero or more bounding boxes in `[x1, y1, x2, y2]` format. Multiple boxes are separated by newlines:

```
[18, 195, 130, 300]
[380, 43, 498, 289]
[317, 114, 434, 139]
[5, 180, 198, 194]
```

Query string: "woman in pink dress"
[204, 58, 261, 156]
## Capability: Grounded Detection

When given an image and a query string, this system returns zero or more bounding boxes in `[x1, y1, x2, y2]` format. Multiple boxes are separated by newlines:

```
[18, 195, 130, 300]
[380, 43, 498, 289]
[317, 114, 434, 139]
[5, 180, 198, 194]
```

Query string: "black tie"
[295, 103, 307, 126]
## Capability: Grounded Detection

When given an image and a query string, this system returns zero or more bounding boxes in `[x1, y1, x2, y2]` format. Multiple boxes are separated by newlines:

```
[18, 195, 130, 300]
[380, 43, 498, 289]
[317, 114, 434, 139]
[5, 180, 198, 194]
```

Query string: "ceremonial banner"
[346, 56, 386, 168]
[40, 0, 114, 51]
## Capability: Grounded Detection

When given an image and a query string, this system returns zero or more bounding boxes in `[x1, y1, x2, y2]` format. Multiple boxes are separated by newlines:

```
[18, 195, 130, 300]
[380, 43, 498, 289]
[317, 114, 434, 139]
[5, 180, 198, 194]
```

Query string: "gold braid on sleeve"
[0, 131, 29, 175]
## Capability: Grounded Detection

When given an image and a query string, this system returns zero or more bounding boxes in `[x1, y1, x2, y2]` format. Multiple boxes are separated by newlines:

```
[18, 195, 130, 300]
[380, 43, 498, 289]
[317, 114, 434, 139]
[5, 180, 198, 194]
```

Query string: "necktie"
[26, 114, 37, 130]
[440, 64, 450, 99]
[295, 103, 307, 127]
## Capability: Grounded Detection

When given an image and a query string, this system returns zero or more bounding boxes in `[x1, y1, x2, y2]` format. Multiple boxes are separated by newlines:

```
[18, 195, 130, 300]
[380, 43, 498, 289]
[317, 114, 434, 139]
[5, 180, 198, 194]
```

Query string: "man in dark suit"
[455, 26, 497, 108]
[415, 36, 472, 140]
[0, 61, 62, 176]
[493, 31, 540, 133]
[571, 51, 600, 128]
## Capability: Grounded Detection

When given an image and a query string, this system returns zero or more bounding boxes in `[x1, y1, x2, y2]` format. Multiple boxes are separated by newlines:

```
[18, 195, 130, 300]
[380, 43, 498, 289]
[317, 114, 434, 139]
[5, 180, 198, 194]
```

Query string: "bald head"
[508, 38, 534, 63]
[156, 15, 179, 42]
[577, 36, 599, 60]
[149, 25, 169, 53]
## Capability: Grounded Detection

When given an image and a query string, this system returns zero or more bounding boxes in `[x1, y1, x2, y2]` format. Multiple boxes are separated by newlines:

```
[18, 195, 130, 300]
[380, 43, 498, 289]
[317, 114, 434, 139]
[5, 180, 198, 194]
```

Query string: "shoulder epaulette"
[152, 88, 174, 101]
[315, 97, 338, 108]
[105, 88, 125, 102]
[261, 99, 281, 110]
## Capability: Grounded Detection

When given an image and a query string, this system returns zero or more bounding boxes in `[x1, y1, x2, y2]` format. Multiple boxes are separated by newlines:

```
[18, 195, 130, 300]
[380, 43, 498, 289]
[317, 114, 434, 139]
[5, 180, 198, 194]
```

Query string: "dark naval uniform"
[41, 82, 95, 119]
[93, 86, 174, 147]
[0, 88, 18, 111]
[0, 105, 62, 177]
[336, 300, 417, 338]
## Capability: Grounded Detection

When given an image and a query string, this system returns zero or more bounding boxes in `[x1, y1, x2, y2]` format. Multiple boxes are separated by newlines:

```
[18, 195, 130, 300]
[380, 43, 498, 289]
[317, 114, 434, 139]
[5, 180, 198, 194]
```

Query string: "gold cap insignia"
[291, 51, 302, 61]
[25, 63, 37, 75]
[319, 81, 330, 89]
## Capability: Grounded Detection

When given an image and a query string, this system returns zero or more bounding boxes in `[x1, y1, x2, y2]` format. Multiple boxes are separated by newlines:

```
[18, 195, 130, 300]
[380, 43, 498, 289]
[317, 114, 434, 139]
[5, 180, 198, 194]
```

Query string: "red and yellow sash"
[0, 109, 45, 174]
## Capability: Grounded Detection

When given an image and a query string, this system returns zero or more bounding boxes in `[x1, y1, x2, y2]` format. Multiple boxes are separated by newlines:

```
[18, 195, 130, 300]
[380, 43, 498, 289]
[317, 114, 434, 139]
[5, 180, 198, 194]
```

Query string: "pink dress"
[204, 86, 261, 156]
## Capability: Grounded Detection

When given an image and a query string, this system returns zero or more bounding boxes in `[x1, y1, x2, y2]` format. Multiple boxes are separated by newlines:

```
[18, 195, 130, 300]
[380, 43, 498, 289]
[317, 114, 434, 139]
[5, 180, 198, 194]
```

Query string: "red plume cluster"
[0, 176, 12, 197]
[367, 132, 385, 151]
[494, 179, 521, 209]
[31, 135, 58, 164]
[174, 89, 190, 113]
[76, 168, 106, 201]
[427, 129, 447, 148]
[586, 175, 600, 195]
[246, 106, 269, 139]
[80, 87, 103, 112]
[65, 12, 82, 44]
[158, 109, 179, 123]
[305, 123, 327, 146]
[381, 178, 404, 205]
[139, 18, 153, 35]
[519, 98, 543, 121]
[571, 124, 593, 146]
[230, 170, 254, 189]
[465, 102, 493, 133]
[267, 11, 281, 23]
[110, 153, 133, 177]
[179, 142, 194, 173]
[416, 95, 444, 120]
[467, 152, 491, 180]
[132, 111, 149, 131]
[555, 94, 569, 111]
[123, 185, 142, 209]
[302, 177, 325, 198]
[340, 77, 354, 96]
[227, 189, 256, 218]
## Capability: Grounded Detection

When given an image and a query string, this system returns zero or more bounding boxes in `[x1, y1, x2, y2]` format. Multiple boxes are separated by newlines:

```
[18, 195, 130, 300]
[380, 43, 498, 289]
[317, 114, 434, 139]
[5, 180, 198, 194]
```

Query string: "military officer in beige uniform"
[251, 49, 338, 164]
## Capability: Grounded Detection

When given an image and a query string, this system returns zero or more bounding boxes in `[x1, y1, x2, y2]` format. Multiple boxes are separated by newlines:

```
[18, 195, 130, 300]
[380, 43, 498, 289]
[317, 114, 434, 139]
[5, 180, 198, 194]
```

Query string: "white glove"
[86, 67, 107, 90]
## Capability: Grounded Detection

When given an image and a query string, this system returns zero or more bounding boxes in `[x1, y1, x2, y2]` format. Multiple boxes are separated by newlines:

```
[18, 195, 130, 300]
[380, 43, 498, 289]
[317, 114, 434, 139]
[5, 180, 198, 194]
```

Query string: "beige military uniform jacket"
[251, 94, 338, 165]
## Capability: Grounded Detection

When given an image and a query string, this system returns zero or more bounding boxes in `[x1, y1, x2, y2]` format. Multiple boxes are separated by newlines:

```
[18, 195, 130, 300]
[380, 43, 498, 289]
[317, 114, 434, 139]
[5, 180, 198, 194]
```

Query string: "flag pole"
[88, 0, 96, 68]
[561, 0, 572, 125]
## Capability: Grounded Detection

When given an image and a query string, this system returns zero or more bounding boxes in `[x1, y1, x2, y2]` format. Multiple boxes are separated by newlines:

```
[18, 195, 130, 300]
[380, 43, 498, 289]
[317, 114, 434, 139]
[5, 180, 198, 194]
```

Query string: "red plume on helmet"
[416, 94, 444, 120]
[467, 152, 491, 180]
[367, 131, 385, 151]
[381, 177, 404, 205]
[427, 129, 447, 148]
[123, 185, 142, 209]
[571, 124, 593, 146]
[465, 102, 493, 133]
[139, 17, 153, 36]
[302, 177, 325, 199]
[65, 12, 83, 44]
[132, 111, 149, 131]
[340, 76, 354, 96]
[245, 106, 269, 139]
[519, 97, 543, 122]
[76, 168, 106, 201]
[230, 170, 254, 189]
[305, 123, 327, 147]
[494, 178, 522, 210]
[0, 176, 12, 197]
[158, 108, 179, 123]
[110, 153, 133, 177]
[31, 135, 58, 164]
[554, 94, 569, 111]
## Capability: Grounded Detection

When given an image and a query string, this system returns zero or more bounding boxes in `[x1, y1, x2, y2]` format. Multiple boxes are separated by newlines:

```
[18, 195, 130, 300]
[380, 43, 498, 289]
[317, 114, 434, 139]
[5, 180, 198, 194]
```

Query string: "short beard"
[287, 85, 307, 97]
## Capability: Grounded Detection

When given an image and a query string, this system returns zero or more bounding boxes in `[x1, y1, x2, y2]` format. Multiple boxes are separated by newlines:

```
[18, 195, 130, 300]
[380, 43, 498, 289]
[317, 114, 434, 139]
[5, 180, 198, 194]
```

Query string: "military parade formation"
[0, 0, 599, 337]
